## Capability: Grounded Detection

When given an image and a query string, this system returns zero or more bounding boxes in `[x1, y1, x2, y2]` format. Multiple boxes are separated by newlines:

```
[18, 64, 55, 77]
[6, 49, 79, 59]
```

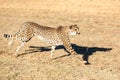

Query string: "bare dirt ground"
[0, 0, 120, 80]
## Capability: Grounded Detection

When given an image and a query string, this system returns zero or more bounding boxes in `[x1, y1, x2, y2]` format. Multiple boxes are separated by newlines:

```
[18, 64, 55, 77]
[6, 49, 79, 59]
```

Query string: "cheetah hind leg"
[8, 38, 14, 45]
[50, 46, 56, 58]
[14, 42, 26, 57]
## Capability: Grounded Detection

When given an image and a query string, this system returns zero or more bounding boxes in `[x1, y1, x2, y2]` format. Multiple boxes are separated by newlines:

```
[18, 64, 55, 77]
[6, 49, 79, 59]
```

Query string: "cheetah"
[3, 22, 80, 57]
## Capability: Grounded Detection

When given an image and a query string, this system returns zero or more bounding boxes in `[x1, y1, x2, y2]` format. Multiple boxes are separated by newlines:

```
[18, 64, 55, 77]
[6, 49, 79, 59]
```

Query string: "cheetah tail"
[3, 34, 13, 38]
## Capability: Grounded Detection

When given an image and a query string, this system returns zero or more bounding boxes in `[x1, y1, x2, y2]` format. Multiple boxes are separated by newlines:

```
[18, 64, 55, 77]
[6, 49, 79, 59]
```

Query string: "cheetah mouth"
[69, 32, 80, 35]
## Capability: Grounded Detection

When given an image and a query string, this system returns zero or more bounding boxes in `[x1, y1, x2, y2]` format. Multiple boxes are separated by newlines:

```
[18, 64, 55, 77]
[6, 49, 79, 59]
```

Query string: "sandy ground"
[0, 0, 120, 80]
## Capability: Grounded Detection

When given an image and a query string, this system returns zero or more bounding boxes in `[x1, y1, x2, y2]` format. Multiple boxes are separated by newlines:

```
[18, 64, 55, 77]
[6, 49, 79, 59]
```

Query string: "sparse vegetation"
[0, 0, 120, 80]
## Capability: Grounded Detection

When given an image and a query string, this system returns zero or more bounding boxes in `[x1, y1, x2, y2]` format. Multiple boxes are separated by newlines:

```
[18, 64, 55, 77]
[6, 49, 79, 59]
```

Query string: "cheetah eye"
[75, 28, 77, 31]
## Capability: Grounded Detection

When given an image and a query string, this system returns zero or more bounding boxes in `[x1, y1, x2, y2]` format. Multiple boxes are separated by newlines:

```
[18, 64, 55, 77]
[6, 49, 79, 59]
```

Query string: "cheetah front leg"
[50, 46, 56, 58]
[62, 37, 77, 55]
[64, 43, 76, 55]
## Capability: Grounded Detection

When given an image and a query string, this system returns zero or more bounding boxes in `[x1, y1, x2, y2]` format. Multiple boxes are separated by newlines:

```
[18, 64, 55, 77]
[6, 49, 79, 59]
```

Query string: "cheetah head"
[68, 24, 80, 35]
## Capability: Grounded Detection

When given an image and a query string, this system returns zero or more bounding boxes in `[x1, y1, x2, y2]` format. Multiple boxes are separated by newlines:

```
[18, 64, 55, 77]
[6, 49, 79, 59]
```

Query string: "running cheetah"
[4, 22, 80, 57]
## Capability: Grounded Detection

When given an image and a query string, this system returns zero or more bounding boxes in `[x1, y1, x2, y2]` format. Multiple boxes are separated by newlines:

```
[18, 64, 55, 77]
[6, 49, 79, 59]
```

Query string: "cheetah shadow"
[20, 44, 112, 65]
[71, 44, 112, 64]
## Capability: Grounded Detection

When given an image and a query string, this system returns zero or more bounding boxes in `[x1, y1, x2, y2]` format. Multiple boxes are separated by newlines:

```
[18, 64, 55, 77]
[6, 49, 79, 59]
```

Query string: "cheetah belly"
[37, 36, 63, 45]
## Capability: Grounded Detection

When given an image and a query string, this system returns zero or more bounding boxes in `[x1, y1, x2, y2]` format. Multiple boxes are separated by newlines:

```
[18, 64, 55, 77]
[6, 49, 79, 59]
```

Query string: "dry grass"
[0, 0, 120, 80]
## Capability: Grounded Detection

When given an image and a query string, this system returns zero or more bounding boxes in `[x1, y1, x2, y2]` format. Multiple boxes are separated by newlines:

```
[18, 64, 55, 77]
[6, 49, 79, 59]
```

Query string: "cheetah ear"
[74, 24, 77, 26]
[69, 25, 73, 29]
